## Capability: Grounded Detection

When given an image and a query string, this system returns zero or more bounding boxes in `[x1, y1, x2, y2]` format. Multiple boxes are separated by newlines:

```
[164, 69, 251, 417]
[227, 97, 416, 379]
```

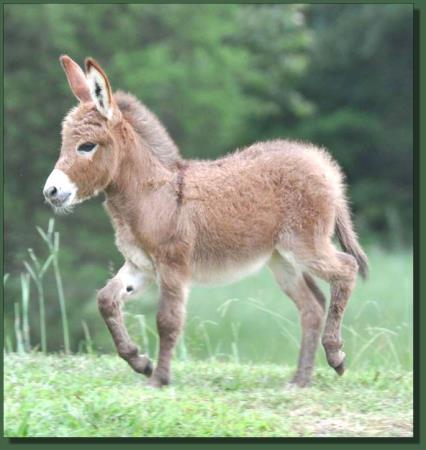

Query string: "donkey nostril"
[46, 186, 58, 198]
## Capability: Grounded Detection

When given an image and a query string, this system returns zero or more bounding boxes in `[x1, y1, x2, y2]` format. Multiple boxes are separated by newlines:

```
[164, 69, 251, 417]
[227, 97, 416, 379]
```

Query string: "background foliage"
[4, 5, 413, 357]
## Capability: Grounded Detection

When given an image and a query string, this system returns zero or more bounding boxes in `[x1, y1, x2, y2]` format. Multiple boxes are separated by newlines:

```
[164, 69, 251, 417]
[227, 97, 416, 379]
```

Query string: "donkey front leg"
[97, 262, 153, 376]
[149, 271, 188, 388]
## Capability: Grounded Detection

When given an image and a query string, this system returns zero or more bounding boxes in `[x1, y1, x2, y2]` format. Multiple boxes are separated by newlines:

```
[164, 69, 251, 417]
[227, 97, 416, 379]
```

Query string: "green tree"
[300, 5, 413, 238]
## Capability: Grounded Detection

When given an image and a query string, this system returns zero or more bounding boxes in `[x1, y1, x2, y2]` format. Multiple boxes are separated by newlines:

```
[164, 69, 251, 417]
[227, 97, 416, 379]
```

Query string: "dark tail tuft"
[335, 202, 369, 280]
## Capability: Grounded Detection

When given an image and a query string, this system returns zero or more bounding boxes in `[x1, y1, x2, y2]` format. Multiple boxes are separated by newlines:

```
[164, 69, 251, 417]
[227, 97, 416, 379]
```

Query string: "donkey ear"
[60, 55, 91, 102]
[85, 57, 116, 120]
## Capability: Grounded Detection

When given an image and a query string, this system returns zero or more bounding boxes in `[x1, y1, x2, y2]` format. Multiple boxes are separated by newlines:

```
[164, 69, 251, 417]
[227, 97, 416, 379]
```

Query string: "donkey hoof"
[288, 379, 311, 389]
[325, 347, 346, 373]
[334, 358, 346, 376]
[142, 358, 153, 377]
[147, 375, 169, 389]
[128, 354, 152, 377]
[288, 373, 312, 388]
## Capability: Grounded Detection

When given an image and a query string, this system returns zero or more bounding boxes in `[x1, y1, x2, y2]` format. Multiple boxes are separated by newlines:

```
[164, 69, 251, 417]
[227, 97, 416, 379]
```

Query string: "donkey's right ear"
[60, 55, 92, 102]
[84, 57, 118, 121]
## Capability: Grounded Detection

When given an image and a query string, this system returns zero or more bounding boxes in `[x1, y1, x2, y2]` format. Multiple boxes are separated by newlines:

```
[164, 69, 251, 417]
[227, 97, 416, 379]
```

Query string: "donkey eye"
[77, 142, 97, 153]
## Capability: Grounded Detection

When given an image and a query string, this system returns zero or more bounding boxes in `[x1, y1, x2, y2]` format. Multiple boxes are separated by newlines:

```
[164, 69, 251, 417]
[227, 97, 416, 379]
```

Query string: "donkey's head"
[43, 56, 124, 212]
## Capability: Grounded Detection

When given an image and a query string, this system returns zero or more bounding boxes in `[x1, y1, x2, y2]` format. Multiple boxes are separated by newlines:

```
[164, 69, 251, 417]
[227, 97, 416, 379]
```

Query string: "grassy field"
[4, 354, 413, 438]
[4, 245, 413, 438]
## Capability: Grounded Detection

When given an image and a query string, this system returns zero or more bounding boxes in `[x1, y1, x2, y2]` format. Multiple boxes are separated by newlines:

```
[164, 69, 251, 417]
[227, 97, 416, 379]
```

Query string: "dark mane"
[114, 90, 182, 169]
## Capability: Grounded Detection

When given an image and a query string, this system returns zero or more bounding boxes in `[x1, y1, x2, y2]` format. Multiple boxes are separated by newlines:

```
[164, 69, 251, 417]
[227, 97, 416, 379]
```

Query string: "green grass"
[4, 354, 412, 437]
[4, 237, 413, 438]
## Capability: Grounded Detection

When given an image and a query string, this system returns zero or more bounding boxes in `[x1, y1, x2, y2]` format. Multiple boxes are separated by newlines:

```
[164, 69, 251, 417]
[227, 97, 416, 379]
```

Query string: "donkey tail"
[335, 199, 368, 280]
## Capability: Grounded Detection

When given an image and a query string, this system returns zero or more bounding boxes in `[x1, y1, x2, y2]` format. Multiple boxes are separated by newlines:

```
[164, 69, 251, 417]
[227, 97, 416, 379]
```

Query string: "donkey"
[43, 55, 368, 388]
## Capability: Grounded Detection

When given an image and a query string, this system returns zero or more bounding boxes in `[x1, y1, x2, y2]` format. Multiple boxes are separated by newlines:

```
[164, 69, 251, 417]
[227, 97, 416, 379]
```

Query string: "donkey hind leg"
[97, 262, 153, 377]
[302, 243, 358, 375]
[303, 272, 327, 311]
[268, 251, 325, 387]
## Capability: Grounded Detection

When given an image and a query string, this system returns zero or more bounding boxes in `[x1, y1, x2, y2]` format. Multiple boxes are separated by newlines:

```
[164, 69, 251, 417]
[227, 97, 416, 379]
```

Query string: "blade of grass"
[20, 273, 31, 352]
[48, 217, 55, 237]
[40, 254, 54, 277]
[27, 248, 41, 271]
[14, 302, 25, 354]
[81, 321, 93, 354]
[352, 330, 391, 367]
[23, 261, 37, 284]
[52, 231, 70, 354]
[36, 226, 49, 244]
[23, 260, 47, 354]
[231, 322, 240, 364]
[177, 335, 188, 362]
[135, 315, 150, 357]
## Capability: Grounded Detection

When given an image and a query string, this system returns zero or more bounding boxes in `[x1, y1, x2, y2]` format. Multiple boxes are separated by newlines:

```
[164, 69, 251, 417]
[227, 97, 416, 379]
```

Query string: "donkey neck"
[104, 133, 181, 255]
[107, 127, 175, 196]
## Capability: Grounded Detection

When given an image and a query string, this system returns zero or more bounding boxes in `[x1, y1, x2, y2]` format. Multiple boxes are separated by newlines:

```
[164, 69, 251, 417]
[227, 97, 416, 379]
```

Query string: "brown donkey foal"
[43, 56, 368, 388]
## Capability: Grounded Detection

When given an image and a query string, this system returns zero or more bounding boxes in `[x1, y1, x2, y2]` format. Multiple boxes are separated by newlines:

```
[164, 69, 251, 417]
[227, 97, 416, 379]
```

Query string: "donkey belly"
[191, 253, 271, 287]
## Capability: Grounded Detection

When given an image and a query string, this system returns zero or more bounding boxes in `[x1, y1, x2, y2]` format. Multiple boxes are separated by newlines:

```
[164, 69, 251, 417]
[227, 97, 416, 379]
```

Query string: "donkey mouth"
[47, 192, 71, 208]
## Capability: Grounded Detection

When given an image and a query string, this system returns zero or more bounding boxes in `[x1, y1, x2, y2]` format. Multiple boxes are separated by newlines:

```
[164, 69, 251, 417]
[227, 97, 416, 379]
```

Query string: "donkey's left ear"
[85, 58, 120, 121]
